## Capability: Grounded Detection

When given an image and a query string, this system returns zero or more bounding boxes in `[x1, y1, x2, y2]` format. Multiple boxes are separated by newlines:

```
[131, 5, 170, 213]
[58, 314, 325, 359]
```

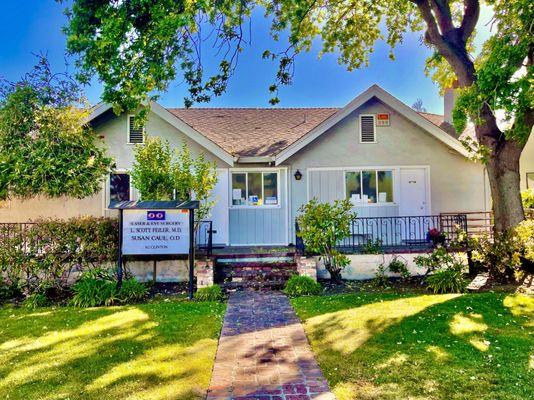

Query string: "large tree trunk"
[485, 139, 525, 233]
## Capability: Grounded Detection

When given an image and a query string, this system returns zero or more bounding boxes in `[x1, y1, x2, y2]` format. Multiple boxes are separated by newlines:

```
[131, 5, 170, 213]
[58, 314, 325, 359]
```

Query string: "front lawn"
[0, 298, 225, 400]
[291, 292, 533, 400]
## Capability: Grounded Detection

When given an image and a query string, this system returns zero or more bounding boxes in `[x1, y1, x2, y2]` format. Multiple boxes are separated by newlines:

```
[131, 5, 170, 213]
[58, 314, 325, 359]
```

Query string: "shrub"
[521, 189, 534, 209]
[284, 275, 322, 297]
[373, 263, 390, 288]
[296, 198, 355, 282]
[361, 239, 382, 254]
[194, 285, 224, 301]
[469, 220, 534, 282]
[426, 266, 467, 293]
[388, 256, 410, 279]
[0, 217, 118, 298]
[414, 247, 464, 275]
[22, 292, 50, 309]
[70, 270, 147, 307]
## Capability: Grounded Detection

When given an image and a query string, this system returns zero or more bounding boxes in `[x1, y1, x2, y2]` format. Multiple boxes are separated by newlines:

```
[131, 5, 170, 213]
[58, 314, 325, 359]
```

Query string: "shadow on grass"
[295, 292, 533, 400]
[0, 300, 225, 400]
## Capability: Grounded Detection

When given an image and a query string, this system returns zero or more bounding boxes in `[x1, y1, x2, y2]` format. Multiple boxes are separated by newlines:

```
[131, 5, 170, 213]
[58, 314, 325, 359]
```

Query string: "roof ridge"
[418, 111, 444, 117]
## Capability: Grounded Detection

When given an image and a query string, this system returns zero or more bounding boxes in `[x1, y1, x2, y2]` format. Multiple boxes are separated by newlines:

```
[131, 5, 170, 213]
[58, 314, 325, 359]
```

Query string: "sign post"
[109, 200, 199, 299]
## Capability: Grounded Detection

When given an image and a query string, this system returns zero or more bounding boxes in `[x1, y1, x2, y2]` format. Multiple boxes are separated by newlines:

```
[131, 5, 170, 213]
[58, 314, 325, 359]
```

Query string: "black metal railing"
[195, 220, 214, 257]
[296, 213, 468, 254]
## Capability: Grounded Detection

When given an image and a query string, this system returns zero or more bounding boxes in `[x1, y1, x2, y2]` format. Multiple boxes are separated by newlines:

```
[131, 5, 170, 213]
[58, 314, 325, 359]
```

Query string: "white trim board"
[274, 84, 469, 165]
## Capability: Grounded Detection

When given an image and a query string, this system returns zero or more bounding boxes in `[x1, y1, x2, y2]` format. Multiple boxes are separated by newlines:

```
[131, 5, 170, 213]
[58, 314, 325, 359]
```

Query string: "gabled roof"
[87, 85, 469, 164]
[274, 84, 469, 164]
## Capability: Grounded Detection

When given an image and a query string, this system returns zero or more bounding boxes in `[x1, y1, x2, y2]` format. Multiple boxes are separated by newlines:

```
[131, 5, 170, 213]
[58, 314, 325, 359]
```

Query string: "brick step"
[222, 280, 288, 291]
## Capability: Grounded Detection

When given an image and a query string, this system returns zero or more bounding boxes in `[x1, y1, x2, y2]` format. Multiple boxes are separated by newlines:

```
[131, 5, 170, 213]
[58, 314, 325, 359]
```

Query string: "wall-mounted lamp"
[294, 169, 302, 181]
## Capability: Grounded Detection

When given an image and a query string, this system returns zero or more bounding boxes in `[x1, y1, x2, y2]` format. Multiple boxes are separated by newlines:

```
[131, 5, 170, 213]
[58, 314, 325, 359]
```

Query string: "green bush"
[0, 217, 118, 298]
[296, 198, 355, 282]
[194, 285, 224, 301]
[361, 239, 383, 254]
[71, 273, 147, 307]
[426, 267, 467, 293]
[414, 247, 465, 275]
[521, 189, 534, 209]
[284, 275, 322, 297]
[388, 256, 410, 278]
[22, 292, 49, 309]
[373, 263, 390, 288]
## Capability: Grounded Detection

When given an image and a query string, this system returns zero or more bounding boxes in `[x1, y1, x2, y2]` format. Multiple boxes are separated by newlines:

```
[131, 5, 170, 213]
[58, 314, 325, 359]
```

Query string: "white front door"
[399, 168, 428, 216]
[209, 169, 229, 245]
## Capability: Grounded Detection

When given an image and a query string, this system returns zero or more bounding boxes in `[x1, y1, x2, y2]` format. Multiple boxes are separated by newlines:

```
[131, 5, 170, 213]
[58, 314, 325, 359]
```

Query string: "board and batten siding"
[229, 169, 288, 245]
[307, 169, 400, 217]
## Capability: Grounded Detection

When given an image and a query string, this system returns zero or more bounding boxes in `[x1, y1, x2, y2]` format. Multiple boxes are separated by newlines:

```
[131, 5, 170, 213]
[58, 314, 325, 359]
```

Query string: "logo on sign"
[147, 211, 166, 220]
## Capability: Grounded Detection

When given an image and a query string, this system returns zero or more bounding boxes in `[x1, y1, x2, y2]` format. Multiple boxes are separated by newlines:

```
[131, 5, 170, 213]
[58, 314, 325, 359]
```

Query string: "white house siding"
[229, 169, 288, 245]
[284, 97, 489, 243]
[0, 109, 231, 222]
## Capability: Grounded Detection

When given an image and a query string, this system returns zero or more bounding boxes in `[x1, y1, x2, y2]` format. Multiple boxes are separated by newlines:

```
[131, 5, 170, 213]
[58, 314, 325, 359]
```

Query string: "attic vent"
[128, 116, 144, 144]
[360, 115, 376, 143]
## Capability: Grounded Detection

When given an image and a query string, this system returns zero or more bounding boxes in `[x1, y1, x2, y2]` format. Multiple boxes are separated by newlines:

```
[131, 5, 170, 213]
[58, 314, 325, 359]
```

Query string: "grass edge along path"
[0, 298, 226, 400]
[291, 292, 534, 400]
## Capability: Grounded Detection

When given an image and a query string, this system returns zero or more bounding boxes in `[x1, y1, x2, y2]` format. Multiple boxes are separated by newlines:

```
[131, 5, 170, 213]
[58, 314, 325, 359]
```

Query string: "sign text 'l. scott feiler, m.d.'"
[121, 209, 190, 255]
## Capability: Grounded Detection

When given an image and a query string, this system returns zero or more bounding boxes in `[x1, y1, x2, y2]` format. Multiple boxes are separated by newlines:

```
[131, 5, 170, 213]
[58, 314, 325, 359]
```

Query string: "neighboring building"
[0, 85, 491, 246]
[521, 133, 534, 191]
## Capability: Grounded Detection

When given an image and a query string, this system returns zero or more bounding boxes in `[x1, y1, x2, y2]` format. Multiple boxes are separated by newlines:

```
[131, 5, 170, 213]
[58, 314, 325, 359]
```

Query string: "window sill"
[350, 202, 397, 207]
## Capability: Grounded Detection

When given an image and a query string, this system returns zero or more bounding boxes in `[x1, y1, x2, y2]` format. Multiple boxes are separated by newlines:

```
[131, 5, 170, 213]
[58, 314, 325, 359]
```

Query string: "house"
[0, 85, 491, 247]
[521, 133, 534, 191]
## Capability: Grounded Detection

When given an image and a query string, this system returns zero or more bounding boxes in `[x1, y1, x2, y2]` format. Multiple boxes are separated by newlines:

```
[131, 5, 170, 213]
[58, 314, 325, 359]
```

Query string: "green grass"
[291, 292, 534, 400]
[0, 298, 225, 400]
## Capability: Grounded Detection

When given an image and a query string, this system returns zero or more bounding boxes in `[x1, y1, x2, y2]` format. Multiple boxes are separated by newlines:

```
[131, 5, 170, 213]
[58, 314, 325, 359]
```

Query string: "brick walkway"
[207, 291, 335, 400]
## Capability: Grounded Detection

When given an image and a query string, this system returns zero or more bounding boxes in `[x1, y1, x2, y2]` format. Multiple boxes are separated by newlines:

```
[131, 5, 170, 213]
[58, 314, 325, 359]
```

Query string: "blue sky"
[0, 1, 493, 113]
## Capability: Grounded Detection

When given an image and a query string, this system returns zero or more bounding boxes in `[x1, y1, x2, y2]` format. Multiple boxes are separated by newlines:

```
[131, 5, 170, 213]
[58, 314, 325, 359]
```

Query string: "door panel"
[399, 168, 428, 216]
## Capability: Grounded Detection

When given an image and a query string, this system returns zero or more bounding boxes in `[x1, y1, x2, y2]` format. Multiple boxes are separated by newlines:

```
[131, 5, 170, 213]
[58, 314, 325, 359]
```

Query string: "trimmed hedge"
[0, 216, 118, 298]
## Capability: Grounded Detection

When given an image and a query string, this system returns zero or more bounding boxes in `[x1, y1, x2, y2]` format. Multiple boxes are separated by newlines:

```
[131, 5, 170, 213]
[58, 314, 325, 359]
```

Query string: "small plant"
[22, 292, 49, 309]
[414, 247, 461, 275]
[521, 188, 534, 209]
[426, 266, 467, 293]
[296, 198, 355, 282]
[118, 278, 149, 303]
[361, 239, 382, 254]
[194, 285, 224, 301]
[388, 256, 410, 279]
[373, 263, 390, 288]
[284, 275, 322, 297]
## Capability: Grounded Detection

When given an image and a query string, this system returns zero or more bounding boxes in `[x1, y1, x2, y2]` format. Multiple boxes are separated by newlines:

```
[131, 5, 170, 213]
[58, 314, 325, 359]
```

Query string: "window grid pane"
[247, 172, 263, 205]
[263, 173, 278, 205]
[377, 171, 393, 202]
[362, 171, 377, 203]
[346, 171, 361, 201]
[232, 173, 246, 205]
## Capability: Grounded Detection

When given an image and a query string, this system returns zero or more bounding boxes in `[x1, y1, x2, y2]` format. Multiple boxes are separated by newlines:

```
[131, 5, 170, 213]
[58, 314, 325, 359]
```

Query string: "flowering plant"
[427, 228, 446, 246]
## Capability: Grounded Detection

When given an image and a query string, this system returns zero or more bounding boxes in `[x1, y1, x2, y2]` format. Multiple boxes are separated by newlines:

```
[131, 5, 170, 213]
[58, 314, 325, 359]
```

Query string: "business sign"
[376, 113, 390, 126]
[122, 209, 190, 255]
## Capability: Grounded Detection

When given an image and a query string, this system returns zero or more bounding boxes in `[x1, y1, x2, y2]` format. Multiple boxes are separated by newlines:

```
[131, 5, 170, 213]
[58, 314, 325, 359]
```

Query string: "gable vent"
[128, 116, 144, 144]
[360, 115, 376, 143]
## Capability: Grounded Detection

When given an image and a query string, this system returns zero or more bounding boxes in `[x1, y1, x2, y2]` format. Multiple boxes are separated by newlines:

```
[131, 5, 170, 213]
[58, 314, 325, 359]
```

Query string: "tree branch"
[429, 0, 454, 34]
[459, 0, 479, 42]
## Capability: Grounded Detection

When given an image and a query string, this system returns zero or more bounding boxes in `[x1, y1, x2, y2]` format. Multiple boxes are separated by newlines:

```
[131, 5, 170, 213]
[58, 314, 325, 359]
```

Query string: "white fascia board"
[274, 84, 469, 165]
[236, 156, 275, 164]
[84, 102, 113, 124]
[149, 102, 235, 166]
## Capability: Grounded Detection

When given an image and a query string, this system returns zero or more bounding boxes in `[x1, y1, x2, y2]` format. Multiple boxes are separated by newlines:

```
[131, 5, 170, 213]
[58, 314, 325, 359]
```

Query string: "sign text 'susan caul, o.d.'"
[121, 209, 190, 255]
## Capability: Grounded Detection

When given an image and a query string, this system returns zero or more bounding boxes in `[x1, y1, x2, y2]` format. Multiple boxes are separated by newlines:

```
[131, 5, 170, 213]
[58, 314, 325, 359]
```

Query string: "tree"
[412, 98, 427, 112]
[62, 0, 532, 232]
[0, 55, 112, 200]
[130, 137, 218, 223]
[296, 199, 354, 283]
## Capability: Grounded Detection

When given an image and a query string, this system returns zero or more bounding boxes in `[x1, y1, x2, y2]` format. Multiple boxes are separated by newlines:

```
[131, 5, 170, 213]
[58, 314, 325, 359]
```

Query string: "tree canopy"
[0, 56, 112, 200]
[62, 0, 532, 231]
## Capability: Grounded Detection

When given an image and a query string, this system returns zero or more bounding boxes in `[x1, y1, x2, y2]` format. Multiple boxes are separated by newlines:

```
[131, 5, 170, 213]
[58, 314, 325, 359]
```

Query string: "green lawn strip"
[291, 292, 533, 400]
[0, 298, 226, 400]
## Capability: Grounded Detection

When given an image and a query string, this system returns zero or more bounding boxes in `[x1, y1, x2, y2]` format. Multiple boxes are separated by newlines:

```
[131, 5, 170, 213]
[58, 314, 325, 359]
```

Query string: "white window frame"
[127, 115, 145, 145]
[344, 168, 395, 206]
[359, 114, 377, 144]
[527, 172, 534, 189]
[229, 170, 281, 209]
[106, 170, 135, 209]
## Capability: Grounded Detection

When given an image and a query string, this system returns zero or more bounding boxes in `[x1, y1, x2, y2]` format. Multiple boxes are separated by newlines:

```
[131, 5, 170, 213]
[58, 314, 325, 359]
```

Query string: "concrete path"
[207, 291, 335, 400]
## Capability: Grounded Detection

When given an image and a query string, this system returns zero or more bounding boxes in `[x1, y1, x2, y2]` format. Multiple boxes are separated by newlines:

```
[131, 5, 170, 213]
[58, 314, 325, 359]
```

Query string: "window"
[345, 170, 393, 204]
[128, 116, 144, 144]
[231, 171, 279, 206]
[360, 115, 376, 143]
[527, 172, 534, 189]
[109, 173, 130, 203]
